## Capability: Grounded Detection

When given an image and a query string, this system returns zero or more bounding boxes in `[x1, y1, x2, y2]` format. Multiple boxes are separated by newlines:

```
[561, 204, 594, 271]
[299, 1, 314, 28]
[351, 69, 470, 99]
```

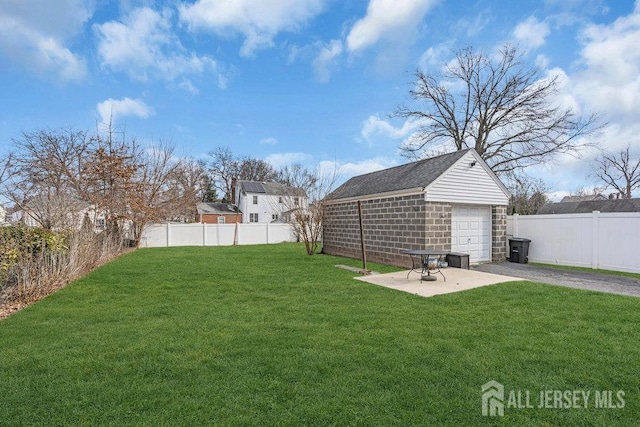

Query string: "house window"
[250, 213, 259, 223]
[253, 195, 258, 205]
[218, 216, 225, 224]
[294, 197, 299, 206]
[278, 197, 282, 204]
[272, 214, 279, 221]
[95, 218, 105, 228]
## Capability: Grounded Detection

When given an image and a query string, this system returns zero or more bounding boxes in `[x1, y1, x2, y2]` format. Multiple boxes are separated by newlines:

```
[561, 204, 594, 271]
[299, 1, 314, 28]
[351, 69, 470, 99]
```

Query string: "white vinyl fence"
[507, 212, 640, 273]
[140, 222, 298, 248]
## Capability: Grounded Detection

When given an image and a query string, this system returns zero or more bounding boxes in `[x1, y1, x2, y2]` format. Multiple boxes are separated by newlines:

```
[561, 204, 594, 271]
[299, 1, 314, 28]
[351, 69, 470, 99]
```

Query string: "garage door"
[451, 205, 491, 263]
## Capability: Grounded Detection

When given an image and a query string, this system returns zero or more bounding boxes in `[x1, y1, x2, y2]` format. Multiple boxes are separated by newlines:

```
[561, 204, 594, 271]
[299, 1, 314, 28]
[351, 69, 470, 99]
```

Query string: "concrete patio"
[354, 267, 521, 298]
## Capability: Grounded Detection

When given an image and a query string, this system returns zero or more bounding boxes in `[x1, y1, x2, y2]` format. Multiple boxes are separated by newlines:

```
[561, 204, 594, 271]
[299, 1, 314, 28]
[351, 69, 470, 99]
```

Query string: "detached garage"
[322, 149, 510, 267]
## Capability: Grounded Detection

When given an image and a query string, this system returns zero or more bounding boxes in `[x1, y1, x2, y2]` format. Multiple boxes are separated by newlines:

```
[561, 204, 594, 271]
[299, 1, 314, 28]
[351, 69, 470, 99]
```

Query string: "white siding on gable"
[424, 152, 509, 205]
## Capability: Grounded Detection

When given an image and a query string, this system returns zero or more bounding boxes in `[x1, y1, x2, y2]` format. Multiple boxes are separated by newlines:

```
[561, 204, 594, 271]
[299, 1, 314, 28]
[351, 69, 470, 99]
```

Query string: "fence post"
[166, 223, 171, 247]
[266, 222, 270, 244]
[512, 213, 519, 237]
[591, 210, 600, 269]
[202, 223, 206, 246]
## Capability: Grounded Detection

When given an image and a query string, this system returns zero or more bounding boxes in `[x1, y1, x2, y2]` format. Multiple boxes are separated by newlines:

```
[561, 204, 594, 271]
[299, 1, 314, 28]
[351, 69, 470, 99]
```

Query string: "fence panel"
[597, 213, 640, 272]
[507, 212, 640, 273]
[140, 223, 297, 248]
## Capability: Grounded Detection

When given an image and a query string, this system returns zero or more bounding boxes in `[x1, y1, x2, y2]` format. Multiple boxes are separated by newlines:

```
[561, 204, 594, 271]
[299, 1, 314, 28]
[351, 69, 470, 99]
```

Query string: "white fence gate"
[140, 223, 298, 248]
[507, 212, 640, 274]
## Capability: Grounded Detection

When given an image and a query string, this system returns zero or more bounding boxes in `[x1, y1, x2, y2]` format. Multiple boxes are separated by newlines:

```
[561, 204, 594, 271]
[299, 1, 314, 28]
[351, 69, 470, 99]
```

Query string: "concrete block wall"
[491, 205, 508, 261]
[323, 195, 453, 268]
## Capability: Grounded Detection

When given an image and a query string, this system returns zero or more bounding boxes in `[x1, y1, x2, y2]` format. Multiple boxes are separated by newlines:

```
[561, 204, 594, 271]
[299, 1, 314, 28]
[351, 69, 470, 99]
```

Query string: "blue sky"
[1, 0, 639, 200]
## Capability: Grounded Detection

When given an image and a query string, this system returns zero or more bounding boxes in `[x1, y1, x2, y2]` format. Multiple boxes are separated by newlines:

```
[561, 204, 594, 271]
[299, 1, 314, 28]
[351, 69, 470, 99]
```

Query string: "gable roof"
[327, 149, 472, 201]
[239, 180, 306, 198]
[197, 202, 240, 215]
[536, 198, 640, 214]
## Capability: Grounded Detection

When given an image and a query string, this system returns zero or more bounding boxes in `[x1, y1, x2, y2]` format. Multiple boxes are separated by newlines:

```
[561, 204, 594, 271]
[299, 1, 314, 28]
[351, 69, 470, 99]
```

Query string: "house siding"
[425, 151, 510, 206]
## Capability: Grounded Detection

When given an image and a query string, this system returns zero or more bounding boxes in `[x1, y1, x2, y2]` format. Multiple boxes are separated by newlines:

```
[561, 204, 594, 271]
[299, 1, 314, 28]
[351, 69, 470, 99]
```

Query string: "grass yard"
[1, 244, 639, 426]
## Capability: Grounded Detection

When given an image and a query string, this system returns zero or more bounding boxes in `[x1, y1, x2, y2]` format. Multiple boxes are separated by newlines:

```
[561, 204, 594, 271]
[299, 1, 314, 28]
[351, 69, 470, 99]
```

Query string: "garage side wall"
[322, 194, 451, 268]
[492, 205, 508, 261]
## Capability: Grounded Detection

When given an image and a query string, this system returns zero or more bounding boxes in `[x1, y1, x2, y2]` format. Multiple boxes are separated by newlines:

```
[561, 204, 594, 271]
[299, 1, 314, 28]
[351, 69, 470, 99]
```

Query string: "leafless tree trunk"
[396, 44, 602, 174]
[276, 163, 337, 255]
[594, 144, 640, 198]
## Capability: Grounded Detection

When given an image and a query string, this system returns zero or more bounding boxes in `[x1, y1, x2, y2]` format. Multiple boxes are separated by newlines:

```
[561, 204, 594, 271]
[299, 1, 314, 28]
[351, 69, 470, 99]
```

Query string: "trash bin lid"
[509, 237, 531, 243]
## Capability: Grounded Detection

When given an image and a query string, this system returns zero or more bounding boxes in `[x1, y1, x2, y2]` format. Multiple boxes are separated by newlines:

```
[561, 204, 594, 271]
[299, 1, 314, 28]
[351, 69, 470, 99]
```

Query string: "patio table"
[402, 249, 448, 282]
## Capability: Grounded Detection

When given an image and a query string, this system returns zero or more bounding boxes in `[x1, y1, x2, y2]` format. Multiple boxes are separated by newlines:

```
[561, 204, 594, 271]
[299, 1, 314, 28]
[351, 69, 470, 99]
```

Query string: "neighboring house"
[323, 148, 511, 267]
[233, 180, 307, 224]
[10, 203, 107, 231]
[0, 203, 7, 224]
[536, 198, 640, 215]
[560, 194, 607, 203]
[196, 202, 242, 224]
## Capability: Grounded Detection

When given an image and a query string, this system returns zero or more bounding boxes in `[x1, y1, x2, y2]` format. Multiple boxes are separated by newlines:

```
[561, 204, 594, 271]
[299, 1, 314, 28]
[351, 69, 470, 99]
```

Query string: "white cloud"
[260, 137, 279, 145]
[346, 0, 437, 52]
[179, 0, 326, 57]
[265, 152, 311, 169]
[361, 115, 421, 144]
[95, 7, 221, 87]
[572, 4, 640, 120]
[418, 42, 454, 70]
[334, 157, 399, 179]
[312, 39, 343, 82]
[96, 97, 154, 126]
[513, 16, 550, 49]
[0, 0, 89, 81]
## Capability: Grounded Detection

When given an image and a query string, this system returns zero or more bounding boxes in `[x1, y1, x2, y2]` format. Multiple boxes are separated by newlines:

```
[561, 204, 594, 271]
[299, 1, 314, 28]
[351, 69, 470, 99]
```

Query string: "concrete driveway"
[354, 267, 519, 298]
[472, 262, 640, 298]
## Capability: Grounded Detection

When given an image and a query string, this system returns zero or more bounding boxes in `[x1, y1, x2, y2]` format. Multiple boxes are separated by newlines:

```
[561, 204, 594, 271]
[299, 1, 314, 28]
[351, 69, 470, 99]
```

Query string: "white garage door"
[451, 205, 491, 263]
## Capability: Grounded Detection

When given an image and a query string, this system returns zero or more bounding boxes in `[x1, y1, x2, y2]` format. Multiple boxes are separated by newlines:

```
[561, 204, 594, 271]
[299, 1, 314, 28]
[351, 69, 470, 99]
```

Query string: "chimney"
[231, 177, 237, 204]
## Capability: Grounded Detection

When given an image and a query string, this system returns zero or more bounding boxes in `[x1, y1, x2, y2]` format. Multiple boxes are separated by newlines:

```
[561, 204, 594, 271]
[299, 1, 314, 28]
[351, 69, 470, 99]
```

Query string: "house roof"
[536, 198, 640, 214]
[327, 149, 472, 201]
[239, 180, 306, 197]
[560, 194, 607, 203]
[197, 202, 240, 215]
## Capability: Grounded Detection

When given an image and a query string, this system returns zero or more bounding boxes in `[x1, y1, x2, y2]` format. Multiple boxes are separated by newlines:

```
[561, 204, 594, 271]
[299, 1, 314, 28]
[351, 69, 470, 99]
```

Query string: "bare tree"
[506, 174, 550, 214]
[276, 163, 336, 255]
[3, 128, 90, 229]
[396, 44, 601, 174]
[593, 144, 640, 198]
[206, 146, 278, 202]
[81, 126, 141, 238]
[127, 143, 188, 243]
[206, 147, 238, 202]
[164, 157, 208, 221]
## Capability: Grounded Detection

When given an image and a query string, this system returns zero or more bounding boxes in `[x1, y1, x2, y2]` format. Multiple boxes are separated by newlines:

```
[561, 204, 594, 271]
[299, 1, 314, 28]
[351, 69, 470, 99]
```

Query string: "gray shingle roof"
[197, 202, 240, 215]
[560, 194, 607, 203]
[239, 180, 306, 197]
[536, 198, 640, 214]
[327, 149, 472, 200]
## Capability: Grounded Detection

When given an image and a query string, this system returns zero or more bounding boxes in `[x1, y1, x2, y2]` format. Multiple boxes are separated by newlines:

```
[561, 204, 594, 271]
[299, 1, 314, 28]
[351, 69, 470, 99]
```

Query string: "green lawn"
[1, 244, 639, 426]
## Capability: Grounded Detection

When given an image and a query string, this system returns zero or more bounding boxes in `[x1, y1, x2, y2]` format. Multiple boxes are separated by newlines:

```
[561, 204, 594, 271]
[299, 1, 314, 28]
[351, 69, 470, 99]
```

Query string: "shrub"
[0, 225, 126, 305]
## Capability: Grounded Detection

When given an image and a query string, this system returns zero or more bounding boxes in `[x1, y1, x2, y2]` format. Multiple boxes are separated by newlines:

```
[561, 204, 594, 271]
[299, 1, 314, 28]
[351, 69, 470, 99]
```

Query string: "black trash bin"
[509, 237, 531, 263]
